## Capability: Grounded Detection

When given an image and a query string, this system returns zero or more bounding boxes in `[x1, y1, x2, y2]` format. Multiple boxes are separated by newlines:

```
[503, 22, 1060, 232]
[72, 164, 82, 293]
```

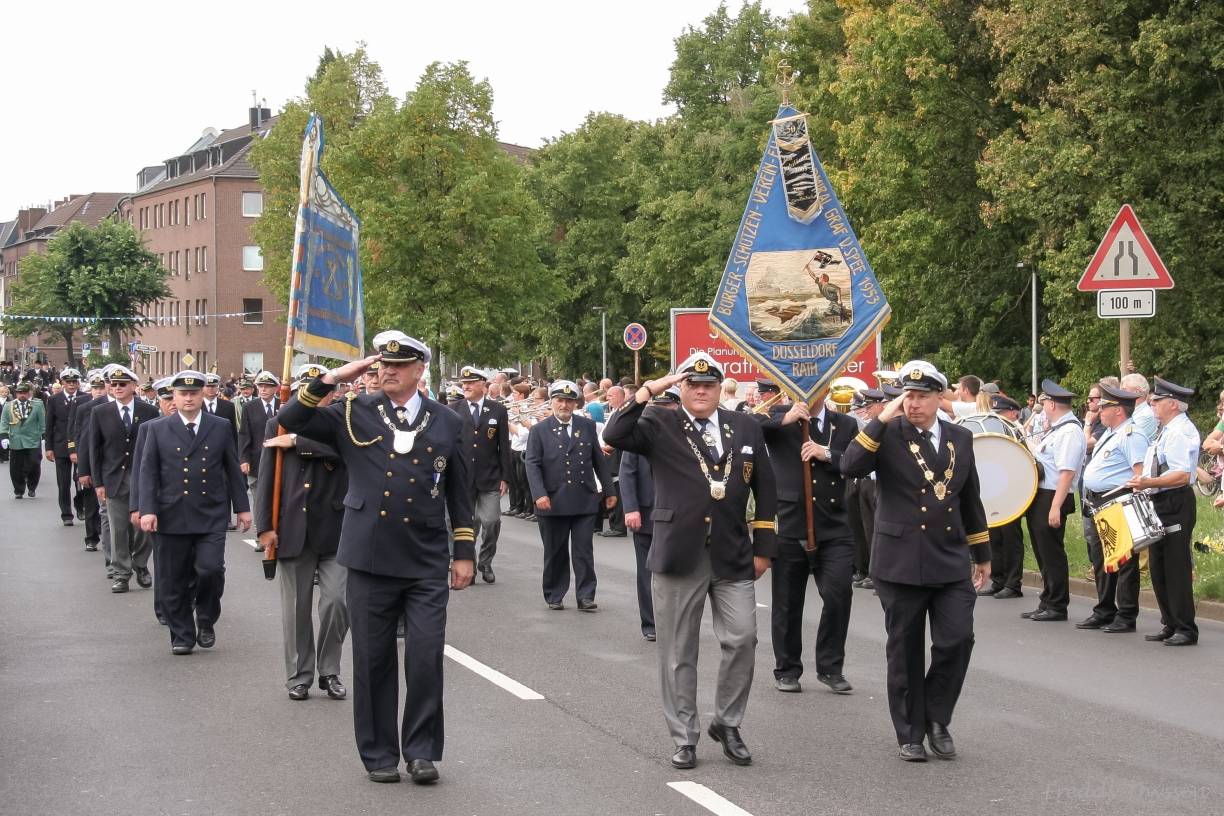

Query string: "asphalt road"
[2, 487, 1222, 816]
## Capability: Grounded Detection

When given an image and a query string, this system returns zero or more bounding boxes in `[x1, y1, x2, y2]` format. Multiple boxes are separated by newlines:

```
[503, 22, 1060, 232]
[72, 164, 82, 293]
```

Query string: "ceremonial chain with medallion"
[909, 438, 956, 501]
[377, 404, 430, 454]
[683, 429, 734, 500]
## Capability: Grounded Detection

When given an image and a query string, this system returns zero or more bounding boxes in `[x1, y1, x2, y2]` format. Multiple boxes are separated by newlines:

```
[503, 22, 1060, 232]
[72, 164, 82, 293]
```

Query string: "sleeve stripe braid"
[297, 387, 321, 408]
[853, 431, 880, 452]
[750, 520, 776, 531]
[966, 531, 990, 545]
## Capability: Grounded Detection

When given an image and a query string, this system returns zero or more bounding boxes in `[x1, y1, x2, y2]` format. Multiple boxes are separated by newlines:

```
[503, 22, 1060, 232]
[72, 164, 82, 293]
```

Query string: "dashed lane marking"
[444, 645, 545, 701]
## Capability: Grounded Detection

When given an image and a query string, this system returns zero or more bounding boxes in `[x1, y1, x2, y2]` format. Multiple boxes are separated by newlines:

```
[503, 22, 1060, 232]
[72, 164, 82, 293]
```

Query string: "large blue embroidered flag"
[290, 114, 365, 361]
[708, 106, 889, 404]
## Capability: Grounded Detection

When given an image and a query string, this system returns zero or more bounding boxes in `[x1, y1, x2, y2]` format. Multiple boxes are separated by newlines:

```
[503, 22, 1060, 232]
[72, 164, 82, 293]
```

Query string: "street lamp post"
[592, 306, 607, 380]
[1020, 261, 1037, 397]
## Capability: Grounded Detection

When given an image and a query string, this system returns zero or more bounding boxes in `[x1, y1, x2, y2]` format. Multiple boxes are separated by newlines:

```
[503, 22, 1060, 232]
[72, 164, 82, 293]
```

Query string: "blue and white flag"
[289, 114, 365, 361]
[708, 106, 890, 405]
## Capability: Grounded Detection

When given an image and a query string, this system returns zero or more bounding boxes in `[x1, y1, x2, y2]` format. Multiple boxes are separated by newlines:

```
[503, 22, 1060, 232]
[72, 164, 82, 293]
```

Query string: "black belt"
[1085, 487, 1131, 505]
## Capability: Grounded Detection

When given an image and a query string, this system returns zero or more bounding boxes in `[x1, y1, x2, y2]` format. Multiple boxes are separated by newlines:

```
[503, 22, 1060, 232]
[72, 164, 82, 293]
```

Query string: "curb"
[1023, 569, 1224, 624]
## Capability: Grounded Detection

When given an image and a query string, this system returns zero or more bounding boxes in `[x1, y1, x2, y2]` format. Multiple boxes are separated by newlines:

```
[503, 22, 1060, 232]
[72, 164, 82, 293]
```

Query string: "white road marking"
[667, 782, 754, 816]
[444, 645, 544, 700]
[755, 603, 768, 608]
[244, 538, 260, 550]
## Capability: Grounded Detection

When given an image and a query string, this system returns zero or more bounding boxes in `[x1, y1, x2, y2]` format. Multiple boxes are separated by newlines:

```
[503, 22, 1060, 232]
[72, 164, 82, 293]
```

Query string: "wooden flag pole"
[264, 118, 318, 581]
[799, 414, 817, 553]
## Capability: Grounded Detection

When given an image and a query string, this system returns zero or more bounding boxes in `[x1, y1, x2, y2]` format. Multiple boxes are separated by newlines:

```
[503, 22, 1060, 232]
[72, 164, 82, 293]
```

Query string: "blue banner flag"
[289, 114, 365, 361]
[709, 106, 890, 404]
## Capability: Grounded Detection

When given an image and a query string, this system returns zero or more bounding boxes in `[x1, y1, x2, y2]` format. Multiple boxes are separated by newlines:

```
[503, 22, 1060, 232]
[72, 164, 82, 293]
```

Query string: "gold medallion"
[934, 483, 947, 501]
[710, 483, 726, 500]
[924, 470, 934, 481]
[909, 442, 920, 453]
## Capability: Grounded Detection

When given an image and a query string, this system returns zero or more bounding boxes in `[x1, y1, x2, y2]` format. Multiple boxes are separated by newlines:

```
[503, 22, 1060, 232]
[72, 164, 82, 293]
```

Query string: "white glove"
[1, 439, 8, 450]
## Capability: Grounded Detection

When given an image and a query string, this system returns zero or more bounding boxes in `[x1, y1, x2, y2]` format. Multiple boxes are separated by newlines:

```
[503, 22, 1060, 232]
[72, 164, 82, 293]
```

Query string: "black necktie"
[187, 422, 196, 436]
[122, 405, 131, 431]
[562, 423, 571, 440]
[699, 419, 719, 460]
[265, 402, 273, 418]
[918, 429, 937, 462]
[471, 402, 480, 426]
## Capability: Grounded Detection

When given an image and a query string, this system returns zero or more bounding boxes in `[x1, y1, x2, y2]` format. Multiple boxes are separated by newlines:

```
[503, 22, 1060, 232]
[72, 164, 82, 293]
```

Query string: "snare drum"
[1091, 492, 1167, 572]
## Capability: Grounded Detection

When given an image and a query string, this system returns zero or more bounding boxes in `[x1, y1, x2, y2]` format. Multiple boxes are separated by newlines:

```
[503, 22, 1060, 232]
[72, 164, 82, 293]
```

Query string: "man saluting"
[604, 352, 777, 771]
[841, 360, 990, 762]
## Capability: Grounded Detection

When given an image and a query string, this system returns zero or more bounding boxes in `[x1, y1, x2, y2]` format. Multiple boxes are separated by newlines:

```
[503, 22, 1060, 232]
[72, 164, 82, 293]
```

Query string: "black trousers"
[874, 577, 976, 745]
[81, 482, 101, 545]
[1149, 487, 1198, 639]
[54, 456, 76, 520]
[988, 519, 1024, 593]
[509, 452, 529, 513]
[847, 477, 877, 575]
[772, 535, 855, 679]
[1025, 489, 1075, 614]
[538, 513, 597, 603]
[631, 530, 655, 635]
[155, 531, 226, 648]
[347, 568, 448, 769]
[9, 448, 41, 495]
[1082, 492, 1140, 623]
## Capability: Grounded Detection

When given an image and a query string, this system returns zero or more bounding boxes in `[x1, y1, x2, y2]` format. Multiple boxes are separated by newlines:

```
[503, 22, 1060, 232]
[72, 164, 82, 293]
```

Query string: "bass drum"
[955, 411, 1038, 528]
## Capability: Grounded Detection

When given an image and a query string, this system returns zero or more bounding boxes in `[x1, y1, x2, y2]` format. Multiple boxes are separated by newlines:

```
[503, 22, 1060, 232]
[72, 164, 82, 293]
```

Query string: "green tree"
[2, 220, 169, 367]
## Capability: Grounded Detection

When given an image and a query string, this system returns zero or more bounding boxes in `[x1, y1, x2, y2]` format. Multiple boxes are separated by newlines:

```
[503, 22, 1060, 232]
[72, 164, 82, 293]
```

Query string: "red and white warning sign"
[1077, 204, 1174, 291]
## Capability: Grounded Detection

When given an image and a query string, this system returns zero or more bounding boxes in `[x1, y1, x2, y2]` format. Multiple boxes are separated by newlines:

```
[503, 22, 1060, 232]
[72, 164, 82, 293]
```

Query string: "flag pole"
[264, 116, 318, 581]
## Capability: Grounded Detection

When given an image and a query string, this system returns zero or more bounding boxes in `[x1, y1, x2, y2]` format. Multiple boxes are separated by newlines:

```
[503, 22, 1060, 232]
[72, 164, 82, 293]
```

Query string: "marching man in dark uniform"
[525, 380, 615, 611]
[129, 377, 178, 626]
[138, 371, 250, 653]
[451, 365, 511, 584]
[84, 365, 158, 592]
[44, 367, 89, 525]
[72, 369, 111, 559]
[619, 386, 682, 641]
[1126, 377, 1201, 646]
[841, 360, 990, 762]
[202, 373, 239, 443]
[757, 384, 859, 695]
[1077, 383, 1147, 631]
[257, 363, 349, 701]
[278, 331, 475, 785]
[604, 353, 777, 771]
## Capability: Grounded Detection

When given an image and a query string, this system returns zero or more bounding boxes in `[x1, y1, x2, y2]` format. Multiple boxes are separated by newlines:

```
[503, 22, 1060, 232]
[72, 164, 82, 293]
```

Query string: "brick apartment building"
[1, 193, 127, 364]
[121, 106, 283, 379]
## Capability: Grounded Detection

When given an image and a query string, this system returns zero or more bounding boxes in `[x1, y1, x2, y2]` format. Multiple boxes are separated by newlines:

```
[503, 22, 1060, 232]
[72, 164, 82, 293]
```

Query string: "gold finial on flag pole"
[776, 59, 795, 106]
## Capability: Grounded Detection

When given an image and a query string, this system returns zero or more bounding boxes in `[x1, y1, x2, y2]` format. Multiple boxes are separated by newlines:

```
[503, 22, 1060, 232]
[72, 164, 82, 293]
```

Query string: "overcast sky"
[0, 0, 807, 218]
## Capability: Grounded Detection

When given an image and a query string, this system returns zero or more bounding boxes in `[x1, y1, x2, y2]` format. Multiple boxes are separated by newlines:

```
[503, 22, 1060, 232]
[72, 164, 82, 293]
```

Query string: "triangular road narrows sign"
[1078, 204, 1174, 291]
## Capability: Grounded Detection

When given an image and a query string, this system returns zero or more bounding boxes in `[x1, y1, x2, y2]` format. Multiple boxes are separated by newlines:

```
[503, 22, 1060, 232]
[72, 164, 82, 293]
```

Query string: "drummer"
[1077, 383, 1147, 633]
[1125, 377, 1201, 646]
[1022, 379, 1085, 623]
[978, 394, 1027, 600]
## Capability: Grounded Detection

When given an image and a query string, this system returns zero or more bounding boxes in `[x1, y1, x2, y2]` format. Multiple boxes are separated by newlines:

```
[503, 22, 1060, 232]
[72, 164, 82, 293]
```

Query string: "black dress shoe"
[898, 743, 928, 762]
[851, 571, 866, 584]
[547, 601, 565, 611]
[288, 684, 310, 700]
[320, 675, 347, 699]
[84, 542, 98, 552]
[993, 587, 1022, 599]
[134, 567, 152, 589]
[1102, 621, 1136, 633]
[480, 567, 495, 584]
[27, 488, 35, 498]
[859, 577, 875, 590]
[62, 518, 74, 527]
[1075, 615, 1110, 629]
[707, 722, 752, 766]
[1163, 633, 1197, 646]
[600, 529, 627, 537]
[197, 627, 216, 649]
[926, 722, 956, 759]
[817, 673, 853, 694]
[775, 676, 801, 693]
[367, 766, 401, 783]
[111, 578, 129, 593]
[1145, 627, 1174, 642]
[526, 514, 537, 522]
[171, 644, 193, 655]
[1020, 608, 1041, 619]
[156, 614, 168, 626]
[977, 585, 999, 596]
[577, 598, 598, 612]
[1029, 610, 1067, 622]
[643, 631, 656, 642]
[407, 759, 439, 784]
[670, 745, 697, 769]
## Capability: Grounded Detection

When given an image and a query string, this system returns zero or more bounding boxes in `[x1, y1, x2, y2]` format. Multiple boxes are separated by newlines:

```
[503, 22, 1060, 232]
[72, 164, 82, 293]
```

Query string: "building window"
[202, 299, 208, 325]
[242, 245, 264, 271]
[202, 247, 208, 272]
[200, 192, 207, 220]
[242, 192, 264, 217]
[185, 196, 192, 226]
[243, 352, 264, 374]
[243, 298, 263, 324]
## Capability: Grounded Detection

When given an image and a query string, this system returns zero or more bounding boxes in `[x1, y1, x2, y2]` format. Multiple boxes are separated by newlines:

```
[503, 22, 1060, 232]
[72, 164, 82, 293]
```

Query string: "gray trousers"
[99, 497, 112, 563]
[107, 491, 150, 579]
[279, 551, 348, 687]
[652, 553, 758, 747]
[247, 475, 260, 526]
[472, 490, 502, 570]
